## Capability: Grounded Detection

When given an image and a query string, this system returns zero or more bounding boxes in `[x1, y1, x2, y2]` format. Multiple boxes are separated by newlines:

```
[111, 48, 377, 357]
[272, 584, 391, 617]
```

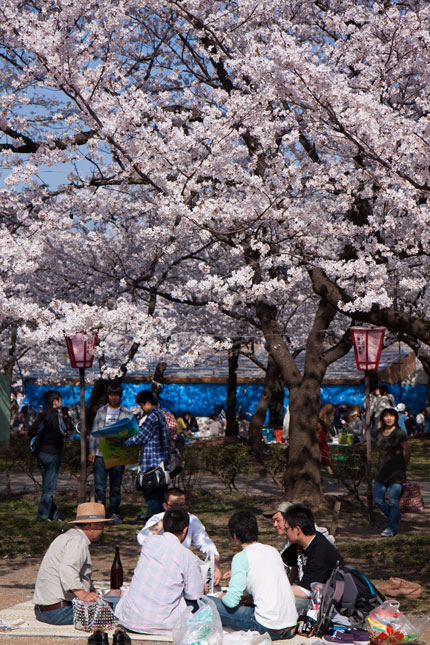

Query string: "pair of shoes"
[109, 514, 123, 525]
[88, 630, 108, 644]
[113, 627, 132, 644]
[380, 528, 395, 537]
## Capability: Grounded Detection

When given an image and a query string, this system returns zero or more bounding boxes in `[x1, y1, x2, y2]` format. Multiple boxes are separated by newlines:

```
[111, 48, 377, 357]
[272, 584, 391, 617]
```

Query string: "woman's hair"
[317, 418, 326, 431]
[379, 407, 398, 426]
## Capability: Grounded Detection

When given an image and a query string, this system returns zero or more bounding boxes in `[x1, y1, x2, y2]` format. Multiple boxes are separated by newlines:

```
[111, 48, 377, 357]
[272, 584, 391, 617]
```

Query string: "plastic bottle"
[110, 545, 123, 590]
[312, 585, 322, 612]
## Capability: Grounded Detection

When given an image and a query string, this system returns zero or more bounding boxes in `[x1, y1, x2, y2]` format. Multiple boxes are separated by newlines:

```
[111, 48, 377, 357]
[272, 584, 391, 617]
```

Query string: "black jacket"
[29, 408, 64, 456]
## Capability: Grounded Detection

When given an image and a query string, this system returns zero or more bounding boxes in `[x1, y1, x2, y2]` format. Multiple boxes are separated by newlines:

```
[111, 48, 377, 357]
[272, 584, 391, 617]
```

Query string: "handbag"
[169, 443, 183, 478]
[30, 422, 44, 457]
[400, 481, 424, 513]
[72, 597, 115, 632]
[136, 461, 170, 492]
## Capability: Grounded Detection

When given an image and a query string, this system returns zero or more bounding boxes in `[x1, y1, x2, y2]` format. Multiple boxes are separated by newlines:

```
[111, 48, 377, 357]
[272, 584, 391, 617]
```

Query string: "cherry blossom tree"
[2, 1, 430, 501]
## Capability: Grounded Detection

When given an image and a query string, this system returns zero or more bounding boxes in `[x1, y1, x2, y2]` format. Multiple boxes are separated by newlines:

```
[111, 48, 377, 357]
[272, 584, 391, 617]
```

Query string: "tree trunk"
[284, 381, 323, 503]
[248, 355, 281, 456]
[255, 297, 353, 504]
[151, 362, 167, 397]
[268, 376, 285, 428]
[225, 345, 239, 437]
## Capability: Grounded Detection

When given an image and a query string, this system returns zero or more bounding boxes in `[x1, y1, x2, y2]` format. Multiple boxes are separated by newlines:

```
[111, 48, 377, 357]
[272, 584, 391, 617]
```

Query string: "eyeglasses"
[166, 501, 187, 508]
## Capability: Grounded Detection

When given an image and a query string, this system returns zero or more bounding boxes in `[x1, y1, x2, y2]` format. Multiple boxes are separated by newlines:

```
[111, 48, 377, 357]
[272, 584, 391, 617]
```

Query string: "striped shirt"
[123, 406, 169, 471]
[115, 532, 204, 634]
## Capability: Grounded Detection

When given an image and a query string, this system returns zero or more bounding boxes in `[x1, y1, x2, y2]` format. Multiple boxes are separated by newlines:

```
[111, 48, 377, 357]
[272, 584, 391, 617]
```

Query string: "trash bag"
[172, 596, 223, 645]
[367, 600, 429, 644]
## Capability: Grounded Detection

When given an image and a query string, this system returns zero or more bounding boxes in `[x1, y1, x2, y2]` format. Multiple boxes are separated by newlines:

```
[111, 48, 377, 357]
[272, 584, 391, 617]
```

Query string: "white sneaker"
[380, 528, 395, 537]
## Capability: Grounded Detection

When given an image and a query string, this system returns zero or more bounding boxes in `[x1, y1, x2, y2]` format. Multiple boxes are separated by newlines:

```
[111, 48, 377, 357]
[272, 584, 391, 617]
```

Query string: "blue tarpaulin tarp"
[23, 381, 428, 416]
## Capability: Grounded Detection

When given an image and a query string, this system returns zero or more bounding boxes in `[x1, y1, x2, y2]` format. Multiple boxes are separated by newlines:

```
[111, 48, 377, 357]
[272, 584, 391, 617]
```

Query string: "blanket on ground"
[0, 600, 357, 644]
[0, 601, 172, 641]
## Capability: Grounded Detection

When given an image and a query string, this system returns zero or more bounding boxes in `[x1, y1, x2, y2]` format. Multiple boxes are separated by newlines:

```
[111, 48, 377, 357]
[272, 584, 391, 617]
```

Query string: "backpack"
[316, 564, 385, 636]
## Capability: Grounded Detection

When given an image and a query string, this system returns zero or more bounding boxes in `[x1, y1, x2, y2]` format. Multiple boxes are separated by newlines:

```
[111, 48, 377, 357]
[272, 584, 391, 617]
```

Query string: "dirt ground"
[1, 474, 429, 644]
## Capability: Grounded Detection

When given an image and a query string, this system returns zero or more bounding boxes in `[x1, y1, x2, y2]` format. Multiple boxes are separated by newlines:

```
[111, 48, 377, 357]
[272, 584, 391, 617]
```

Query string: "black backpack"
[316, 564, 385, 636]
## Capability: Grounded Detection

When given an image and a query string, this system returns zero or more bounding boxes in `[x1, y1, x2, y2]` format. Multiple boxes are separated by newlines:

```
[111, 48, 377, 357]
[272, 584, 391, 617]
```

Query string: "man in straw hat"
[33, 502, 112, 624]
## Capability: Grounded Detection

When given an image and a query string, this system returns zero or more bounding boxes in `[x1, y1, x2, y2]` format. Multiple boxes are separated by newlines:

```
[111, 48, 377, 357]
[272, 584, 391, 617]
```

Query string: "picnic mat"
[0, 601, 171, 640]
[0, 601, 314, 643]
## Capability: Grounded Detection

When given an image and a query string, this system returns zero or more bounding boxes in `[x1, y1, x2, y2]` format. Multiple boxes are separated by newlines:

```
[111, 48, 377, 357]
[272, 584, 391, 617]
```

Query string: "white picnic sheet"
[0, 600, 318, 643]
[0, 600, 172, 641]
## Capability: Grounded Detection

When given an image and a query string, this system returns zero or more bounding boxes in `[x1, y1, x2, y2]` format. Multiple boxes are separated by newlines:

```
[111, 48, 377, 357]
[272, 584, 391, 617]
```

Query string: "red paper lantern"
[65, 332, 98, 369]
[350, 327, 386, 371]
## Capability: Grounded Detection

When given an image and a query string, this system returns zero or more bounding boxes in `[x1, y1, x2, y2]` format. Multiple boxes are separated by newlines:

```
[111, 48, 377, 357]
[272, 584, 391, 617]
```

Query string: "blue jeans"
[211, 597, 295, 641]
[373, 481, 403, 534]
[143, 484, 168, 518]
[37, 452, 61, 520]
[93, 457, 124, 516]
[34, 602, 74, 625]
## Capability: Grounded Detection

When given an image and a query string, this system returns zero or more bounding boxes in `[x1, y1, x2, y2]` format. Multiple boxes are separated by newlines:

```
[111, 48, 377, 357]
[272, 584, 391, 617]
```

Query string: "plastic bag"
[72, 597, 115, 632]
[367, 600, 429, 643]
[199, 553, 215, 595]
[172, 596, 223, 645]
[223, 630, 272, 645]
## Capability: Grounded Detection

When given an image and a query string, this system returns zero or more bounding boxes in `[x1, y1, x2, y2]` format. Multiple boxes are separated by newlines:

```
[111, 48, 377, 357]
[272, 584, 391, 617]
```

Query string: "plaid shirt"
[114, 532, 204, 634]
[162, 409, 178, 440]
[124, 406, 169, 471]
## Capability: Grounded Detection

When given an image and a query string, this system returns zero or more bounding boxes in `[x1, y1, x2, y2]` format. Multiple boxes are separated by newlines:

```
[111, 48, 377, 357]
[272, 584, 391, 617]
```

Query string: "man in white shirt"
[211, 510, 297, 640]
[88, 383, 132, 524]
[136, 487, 222, 584]
[33, 502, 111, 624]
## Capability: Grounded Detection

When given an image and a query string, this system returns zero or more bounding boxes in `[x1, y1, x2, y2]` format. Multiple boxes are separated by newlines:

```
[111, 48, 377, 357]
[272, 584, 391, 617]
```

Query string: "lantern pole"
[65, 332, 98, 505]
[364, 370, 374, 522]
[78, 366, 87, 504]
[350, 327, 385, 524]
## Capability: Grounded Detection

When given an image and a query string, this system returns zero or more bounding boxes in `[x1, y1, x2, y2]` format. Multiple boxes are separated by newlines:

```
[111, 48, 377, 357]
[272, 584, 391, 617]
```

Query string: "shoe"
[322, 633, 354, 644]
[380, 528, 395, 537]
[88, 630, 109, 644]
[113, 627, 132, 644]
[350, 629, 370, 644]
[139, 513, 149, 521]
[109, 514, 123, 525]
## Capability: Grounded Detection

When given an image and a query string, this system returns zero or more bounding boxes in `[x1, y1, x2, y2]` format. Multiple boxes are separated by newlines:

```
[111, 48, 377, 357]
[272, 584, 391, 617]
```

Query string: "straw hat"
[263, 501, 293, 518]
[69, 502, 113, 524]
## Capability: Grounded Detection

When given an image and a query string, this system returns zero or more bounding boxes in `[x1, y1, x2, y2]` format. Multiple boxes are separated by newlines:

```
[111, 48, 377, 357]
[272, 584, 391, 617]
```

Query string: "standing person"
[415, 409, 425, 433]
[33, 502, 111, 625]
[395, 403, 408, 433]
[212, 510, 297, 640]
[317, 418, 334, 476]
[373, 407, 411, 538]
[123, 390, 169, 518]
[115, 508, 204, 635]
[88, 382, 132, 524]
[29, 390, 68, 521]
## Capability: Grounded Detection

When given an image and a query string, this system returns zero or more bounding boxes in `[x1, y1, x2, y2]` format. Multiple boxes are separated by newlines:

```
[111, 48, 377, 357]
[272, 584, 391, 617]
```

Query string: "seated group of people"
[33, 488, 343, 640]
